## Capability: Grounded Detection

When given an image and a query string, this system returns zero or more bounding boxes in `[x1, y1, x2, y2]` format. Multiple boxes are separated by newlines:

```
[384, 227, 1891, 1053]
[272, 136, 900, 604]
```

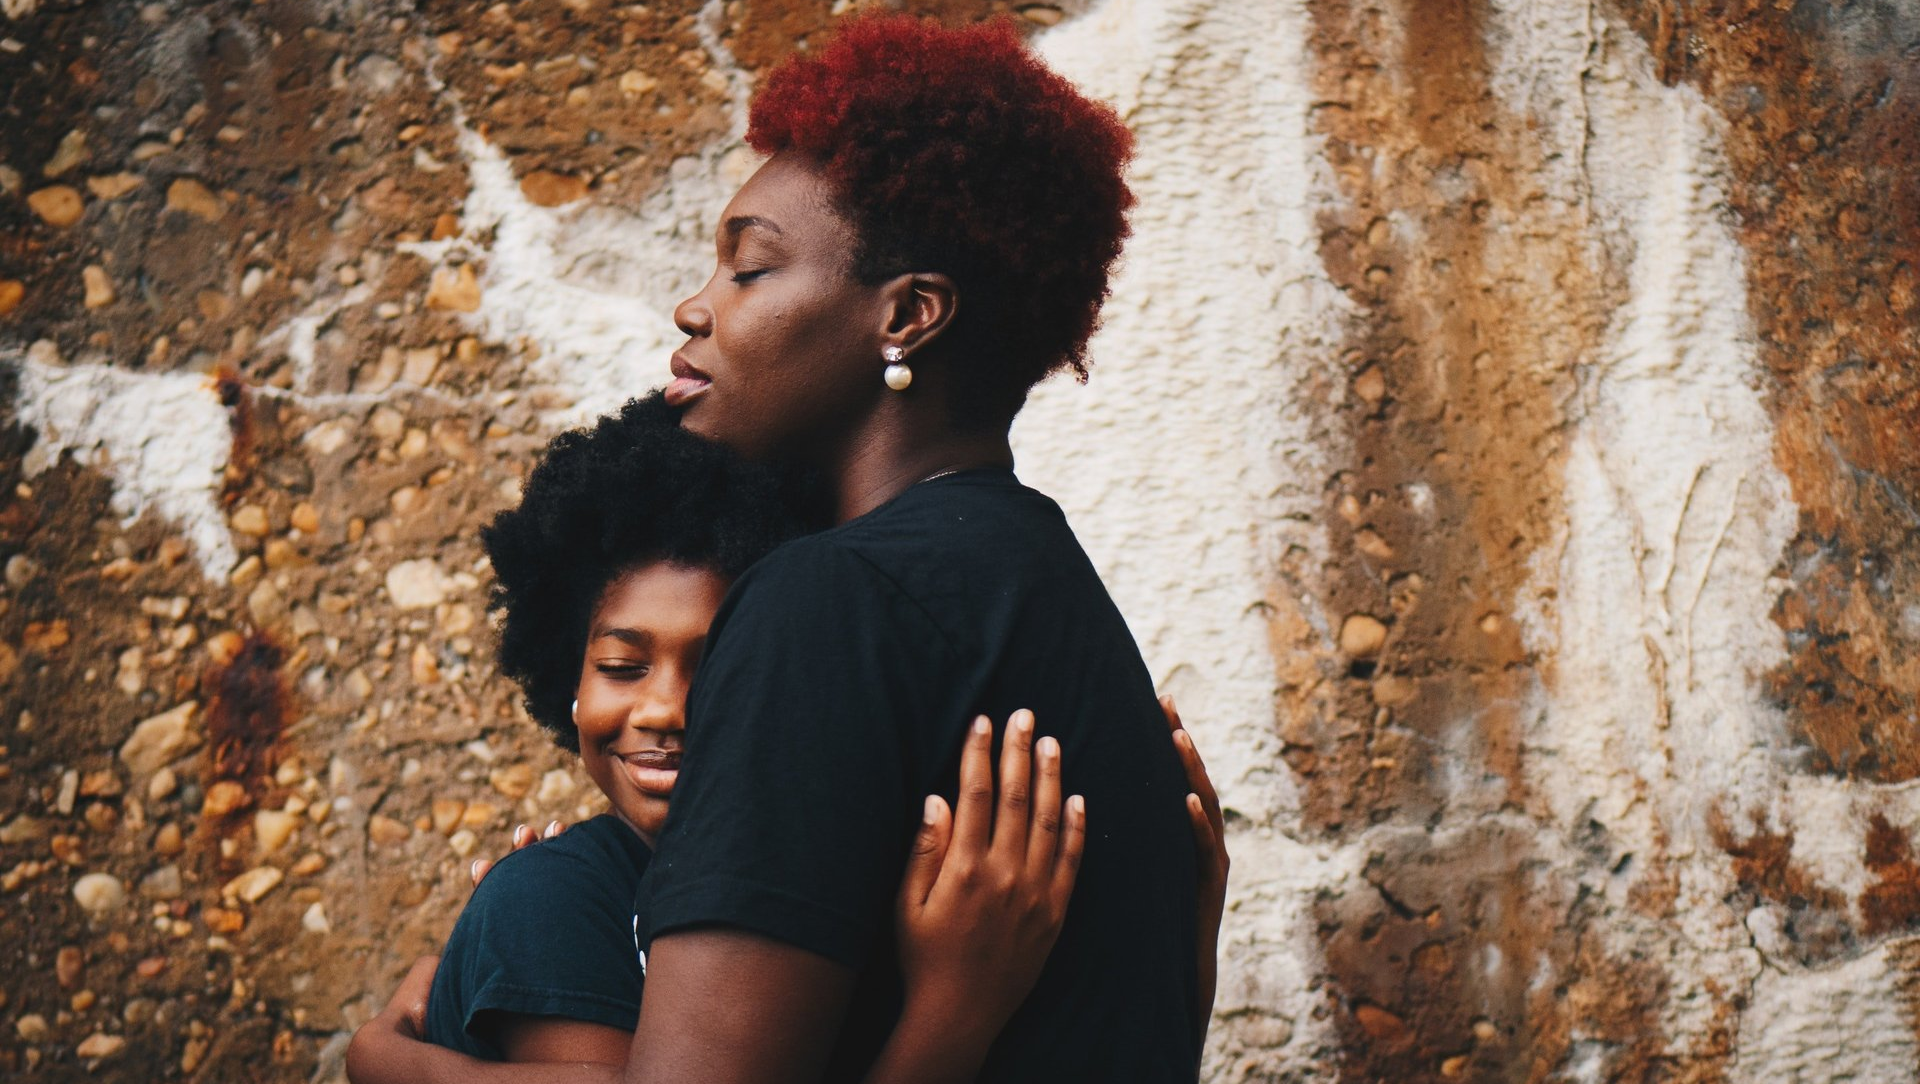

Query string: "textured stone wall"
[1, 1, 1915, 1081]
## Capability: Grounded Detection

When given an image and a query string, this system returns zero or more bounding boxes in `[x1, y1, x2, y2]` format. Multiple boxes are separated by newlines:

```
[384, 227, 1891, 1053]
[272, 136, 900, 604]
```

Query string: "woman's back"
[641, 468, 1201, 1081]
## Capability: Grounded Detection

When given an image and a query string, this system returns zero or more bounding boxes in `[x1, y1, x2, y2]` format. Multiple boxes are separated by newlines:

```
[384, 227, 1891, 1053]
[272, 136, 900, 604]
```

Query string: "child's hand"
[892, 710, 1085, 1050]
[468, 819, 566, 887]
[1162, 694, 1229, 1034]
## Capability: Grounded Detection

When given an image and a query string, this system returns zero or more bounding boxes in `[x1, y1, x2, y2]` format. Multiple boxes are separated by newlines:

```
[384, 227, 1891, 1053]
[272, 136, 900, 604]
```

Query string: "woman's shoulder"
[729, 527, 893, 595]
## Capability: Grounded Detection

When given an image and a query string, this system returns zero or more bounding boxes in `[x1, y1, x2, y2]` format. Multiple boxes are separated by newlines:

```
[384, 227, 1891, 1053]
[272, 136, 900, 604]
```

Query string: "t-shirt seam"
[835, 545, 966, 658]
[646, 874, 867, 964]
[469, 983, 640, 1014]
[761, 533, 965, 660]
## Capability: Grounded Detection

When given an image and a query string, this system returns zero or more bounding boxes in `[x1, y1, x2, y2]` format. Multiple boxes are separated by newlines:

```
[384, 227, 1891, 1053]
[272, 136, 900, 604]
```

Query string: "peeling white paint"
[1493, 3, 1916, 1077]
[1513, 0, 1799, 1063]
[8, 348, 237, 574]
[397, 125, 683, 423]
[399, 110, 760, 424]
[1731, 938, 1920, 1082]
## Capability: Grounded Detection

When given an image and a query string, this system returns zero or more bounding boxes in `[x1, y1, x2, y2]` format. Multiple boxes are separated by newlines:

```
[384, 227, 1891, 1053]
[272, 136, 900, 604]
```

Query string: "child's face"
[574, 561, 732, 845]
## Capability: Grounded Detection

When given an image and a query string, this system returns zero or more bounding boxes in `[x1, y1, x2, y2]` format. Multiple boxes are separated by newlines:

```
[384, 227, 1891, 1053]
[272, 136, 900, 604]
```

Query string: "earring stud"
[882, 345, 913, 392]
[571, 699, 578, 721]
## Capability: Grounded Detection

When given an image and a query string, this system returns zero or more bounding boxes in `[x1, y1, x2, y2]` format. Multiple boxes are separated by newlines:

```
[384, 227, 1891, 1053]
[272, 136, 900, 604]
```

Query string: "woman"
[352, 13, 1224, 1083]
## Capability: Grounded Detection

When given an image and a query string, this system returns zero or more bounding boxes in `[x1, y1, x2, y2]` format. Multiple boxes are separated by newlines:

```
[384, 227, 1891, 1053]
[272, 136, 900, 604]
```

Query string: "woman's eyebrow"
[724, 214, 783, 238]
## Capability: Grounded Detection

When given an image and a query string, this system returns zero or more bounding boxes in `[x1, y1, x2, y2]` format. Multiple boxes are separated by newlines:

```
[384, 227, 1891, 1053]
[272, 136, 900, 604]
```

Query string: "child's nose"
[628, 678, 687, 733]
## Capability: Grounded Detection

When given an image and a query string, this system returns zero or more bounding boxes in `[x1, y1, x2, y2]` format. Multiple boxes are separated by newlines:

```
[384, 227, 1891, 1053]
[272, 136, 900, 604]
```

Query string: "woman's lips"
[617, 749, 680, 797]
[664, 355, 711, 407]
[663, 376, 710, 407]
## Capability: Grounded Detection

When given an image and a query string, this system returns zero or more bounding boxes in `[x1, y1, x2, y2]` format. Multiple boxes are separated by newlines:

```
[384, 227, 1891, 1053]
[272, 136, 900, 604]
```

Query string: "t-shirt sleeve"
[643, 540, 958, 968]
[430, 840, 645, 1055]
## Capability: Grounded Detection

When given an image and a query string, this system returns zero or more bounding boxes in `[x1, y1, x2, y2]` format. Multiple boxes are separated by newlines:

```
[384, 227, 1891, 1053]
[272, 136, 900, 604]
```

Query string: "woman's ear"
[881, 271, 959, 353]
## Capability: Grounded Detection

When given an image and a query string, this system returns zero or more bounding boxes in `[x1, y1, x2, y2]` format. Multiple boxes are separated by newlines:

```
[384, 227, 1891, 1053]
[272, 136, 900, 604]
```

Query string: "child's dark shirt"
[425, 813, 650, 1059]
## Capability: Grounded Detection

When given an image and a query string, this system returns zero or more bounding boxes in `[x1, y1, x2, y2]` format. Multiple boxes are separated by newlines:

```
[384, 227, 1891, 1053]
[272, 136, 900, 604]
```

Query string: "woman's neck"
[824, 426, 1014, 523]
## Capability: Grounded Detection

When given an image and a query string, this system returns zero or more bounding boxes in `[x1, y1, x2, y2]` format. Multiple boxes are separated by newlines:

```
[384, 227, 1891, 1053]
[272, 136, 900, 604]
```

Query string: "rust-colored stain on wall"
[1297, 0, 1604, 829]
[1611, 0, 1920, 783]
[1316, 822, 1675, 1083]
[1708, 804, 1853, 965]
[1293, 0, 1679, 1078]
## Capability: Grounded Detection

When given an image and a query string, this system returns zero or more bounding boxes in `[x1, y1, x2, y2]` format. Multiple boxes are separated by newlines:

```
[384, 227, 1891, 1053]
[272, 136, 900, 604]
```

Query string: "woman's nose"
[673, 280, 714, 338]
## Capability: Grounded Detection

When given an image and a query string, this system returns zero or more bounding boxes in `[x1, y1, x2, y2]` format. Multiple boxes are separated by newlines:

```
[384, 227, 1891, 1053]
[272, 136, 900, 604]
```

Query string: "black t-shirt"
[639, 468, 1200, 1082]
[426, 814, 651, 1059]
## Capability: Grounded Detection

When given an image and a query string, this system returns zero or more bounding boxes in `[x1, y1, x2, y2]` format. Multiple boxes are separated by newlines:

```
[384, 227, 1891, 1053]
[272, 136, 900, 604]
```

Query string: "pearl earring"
[882, 345, 913, 392]
[571, 699, 578, 721]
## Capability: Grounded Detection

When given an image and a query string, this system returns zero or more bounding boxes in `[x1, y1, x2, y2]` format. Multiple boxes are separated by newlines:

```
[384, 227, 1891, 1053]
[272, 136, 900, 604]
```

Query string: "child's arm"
[347, 960, 623, 1084]
[860, 710, 1086, 1084]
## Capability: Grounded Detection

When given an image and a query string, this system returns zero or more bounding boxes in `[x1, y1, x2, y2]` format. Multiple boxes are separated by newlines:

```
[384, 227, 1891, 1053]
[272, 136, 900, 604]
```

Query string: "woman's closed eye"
[594, 661, 652, 680]
[729, 266, 774, 284]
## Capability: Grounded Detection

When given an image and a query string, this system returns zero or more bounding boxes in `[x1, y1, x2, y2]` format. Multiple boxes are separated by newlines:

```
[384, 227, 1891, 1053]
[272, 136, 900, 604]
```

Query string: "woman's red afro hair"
[746, 14, 1135, 413]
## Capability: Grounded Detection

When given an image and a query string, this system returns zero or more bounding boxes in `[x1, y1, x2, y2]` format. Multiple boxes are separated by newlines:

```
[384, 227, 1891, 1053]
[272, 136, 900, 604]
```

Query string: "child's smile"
[572, 562, 732, 845]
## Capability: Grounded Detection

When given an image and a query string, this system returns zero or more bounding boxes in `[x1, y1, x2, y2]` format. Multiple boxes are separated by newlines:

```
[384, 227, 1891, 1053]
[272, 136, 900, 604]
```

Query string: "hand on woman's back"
[893, 710, 1085, 1038]
[890, 703, 1230, 1041]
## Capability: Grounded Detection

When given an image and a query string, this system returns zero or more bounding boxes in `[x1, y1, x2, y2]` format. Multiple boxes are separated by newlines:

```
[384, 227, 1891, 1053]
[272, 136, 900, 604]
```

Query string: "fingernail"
[513, 823, 529, 843]
[545, 820, 561, 838]
[1174, 729, 1193, 748]
[1013, 710, 1033, 733]
[1037, 736, 1058, 758]
[974, 716, 991, 736]
[923, 795, 940, 824]
[1069, 794, 1085, 815]
[470, 859, 483, 879]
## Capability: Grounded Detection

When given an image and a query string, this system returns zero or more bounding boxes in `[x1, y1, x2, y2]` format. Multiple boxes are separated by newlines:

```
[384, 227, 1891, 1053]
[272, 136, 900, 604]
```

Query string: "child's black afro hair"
[481, 393, 814, 750]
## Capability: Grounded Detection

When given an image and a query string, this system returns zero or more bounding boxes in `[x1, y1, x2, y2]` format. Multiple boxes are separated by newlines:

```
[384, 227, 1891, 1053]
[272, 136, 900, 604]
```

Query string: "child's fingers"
[1048, 794, 1087, 913]
[898, 794, 953, 912]
[1025, 734, 1064, 881]
[950, 716, 995, 859]
[1174, 728, 1226, 845]
[990, 710, 1036, 865]
[1187, 793, 1223, 881]
[1159, 693, 1184, 734]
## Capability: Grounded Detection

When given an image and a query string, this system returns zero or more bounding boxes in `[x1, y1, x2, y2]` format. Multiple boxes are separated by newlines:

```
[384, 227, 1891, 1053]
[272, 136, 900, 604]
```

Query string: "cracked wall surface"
[2, 0, 1916, 1081]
